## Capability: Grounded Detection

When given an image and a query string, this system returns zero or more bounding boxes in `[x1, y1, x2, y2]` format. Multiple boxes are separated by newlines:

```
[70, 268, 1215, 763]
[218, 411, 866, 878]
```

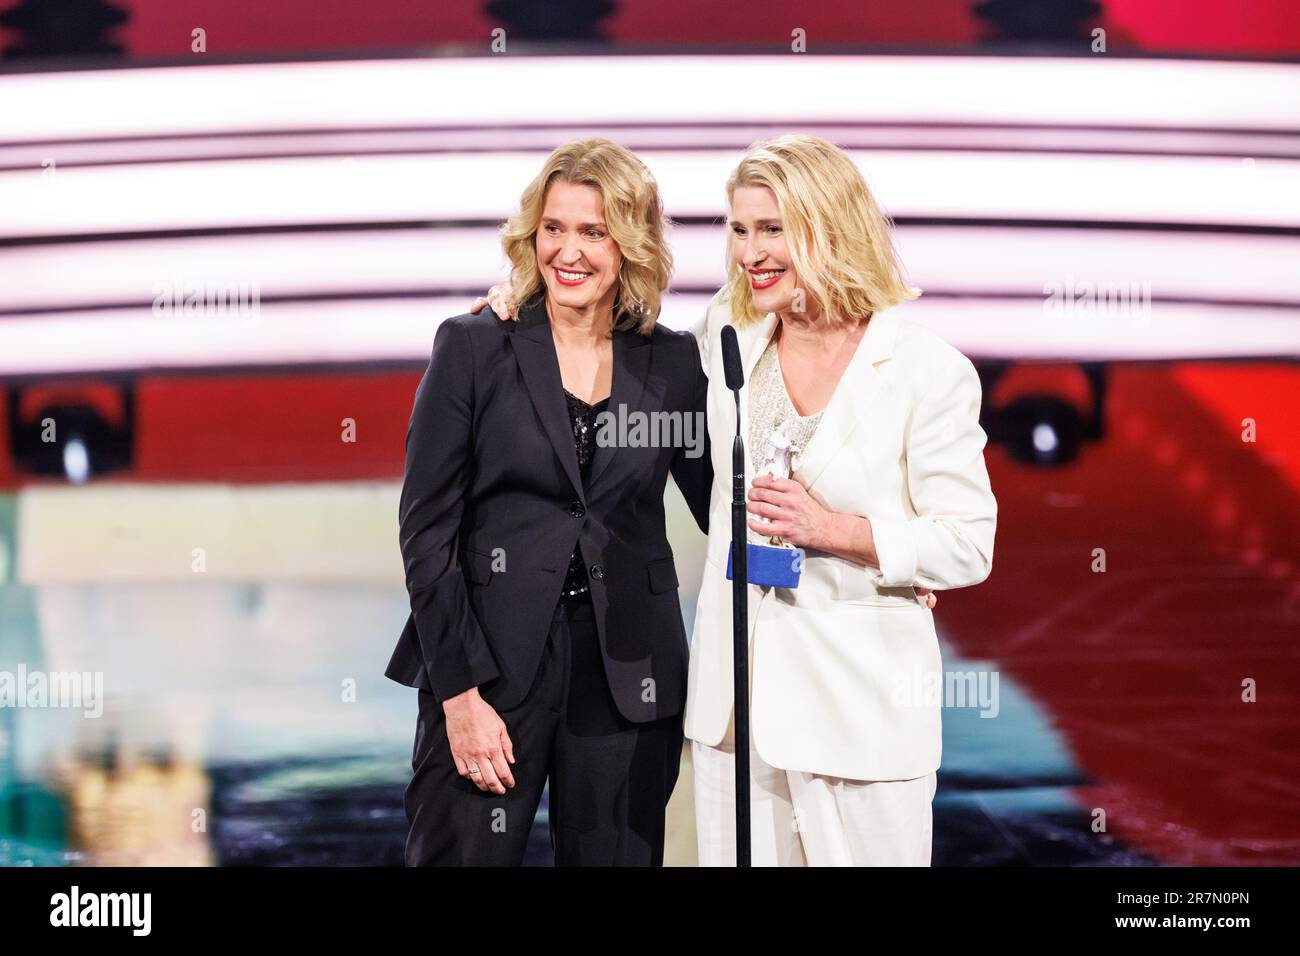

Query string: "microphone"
[721, 324, 744, 392]
[719, 321, 751, 866]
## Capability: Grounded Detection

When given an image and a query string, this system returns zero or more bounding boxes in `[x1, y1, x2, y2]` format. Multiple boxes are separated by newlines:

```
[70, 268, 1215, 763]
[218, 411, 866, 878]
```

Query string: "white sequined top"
[748, 336, 826, 477]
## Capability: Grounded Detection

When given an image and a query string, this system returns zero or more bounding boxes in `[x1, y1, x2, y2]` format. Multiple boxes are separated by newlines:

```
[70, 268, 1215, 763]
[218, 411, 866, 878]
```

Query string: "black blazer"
[384, 295, 712, 723]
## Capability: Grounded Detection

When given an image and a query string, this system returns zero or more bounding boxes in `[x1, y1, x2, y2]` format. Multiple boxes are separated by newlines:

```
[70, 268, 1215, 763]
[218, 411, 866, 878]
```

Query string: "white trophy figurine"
[755, 422, 802, 536]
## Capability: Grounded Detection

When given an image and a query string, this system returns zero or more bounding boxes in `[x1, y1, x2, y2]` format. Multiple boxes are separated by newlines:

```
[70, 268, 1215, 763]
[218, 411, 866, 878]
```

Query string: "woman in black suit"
[384, 138, 711, 865]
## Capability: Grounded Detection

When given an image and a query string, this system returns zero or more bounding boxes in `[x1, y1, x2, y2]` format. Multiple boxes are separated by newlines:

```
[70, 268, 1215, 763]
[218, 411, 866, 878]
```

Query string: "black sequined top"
[560, 388, 610, 601]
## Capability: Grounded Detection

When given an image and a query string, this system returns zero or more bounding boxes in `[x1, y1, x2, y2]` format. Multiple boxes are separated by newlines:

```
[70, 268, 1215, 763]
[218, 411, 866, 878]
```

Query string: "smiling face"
[535, 180, 623, 317]
[729, 185, 800, 315]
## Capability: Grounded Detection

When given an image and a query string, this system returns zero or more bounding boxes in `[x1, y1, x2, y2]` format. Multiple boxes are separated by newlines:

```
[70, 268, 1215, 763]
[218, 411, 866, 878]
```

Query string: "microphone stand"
[730, 386, 751, 867]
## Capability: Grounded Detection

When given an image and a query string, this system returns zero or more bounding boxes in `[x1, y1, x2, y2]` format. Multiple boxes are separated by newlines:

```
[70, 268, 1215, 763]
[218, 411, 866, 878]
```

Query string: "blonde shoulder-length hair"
[725, 134, 919, 328]
[501, 138, 673, 335]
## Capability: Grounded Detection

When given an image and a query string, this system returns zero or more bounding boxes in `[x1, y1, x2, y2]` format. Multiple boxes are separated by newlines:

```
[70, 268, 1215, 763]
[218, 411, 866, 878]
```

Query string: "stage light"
[1032, 423, 1060, 456]
[63, 436, 90, 484]
[2, 57, 1295, 142]
[0, 296, 1293, 378]
[6, 385, 135, 480]
[5, 226, 1299, 314]
[996, 396, 1084, 466]
[4, 149, 1297, 238]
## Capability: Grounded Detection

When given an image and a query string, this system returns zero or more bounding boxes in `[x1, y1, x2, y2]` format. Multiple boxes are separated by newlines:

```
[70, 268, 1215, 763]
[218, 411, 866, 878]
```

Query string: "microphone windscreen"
[721, 325, 744, 391]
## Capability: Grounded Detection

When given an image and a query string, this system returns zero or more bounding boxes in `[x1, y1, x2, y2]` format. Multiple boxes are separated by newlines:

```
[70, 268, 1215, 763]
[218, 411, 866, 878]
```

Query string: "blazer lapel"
[793, 306, 902, 491]
[509, 297, 585, 498]
[585, 324, 650, 490]
[742, 313, 779, 382]
[735, 313, 779, 459]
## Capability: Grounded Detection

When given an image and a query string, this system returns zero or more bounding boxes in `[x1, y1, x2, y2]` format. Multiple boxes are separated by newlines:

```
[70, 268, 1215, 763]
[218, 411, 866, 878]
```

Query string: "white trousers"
[691, 718, 937, 867]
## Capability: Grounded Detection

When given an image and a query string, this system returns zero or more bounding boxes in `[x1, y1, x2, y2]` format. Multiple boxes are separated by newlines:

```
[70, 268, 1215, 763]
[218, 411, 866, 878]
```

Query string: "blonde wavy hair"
[501, 138, 672, 335]
[725, 134, 919, 328]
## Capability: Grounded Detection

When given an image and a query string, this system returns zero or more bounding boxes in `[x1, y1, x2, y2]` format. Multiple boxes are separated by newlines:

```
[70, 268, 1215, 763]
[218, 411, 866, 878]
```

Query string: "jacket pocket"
[462, 548, 496, 586]
[832, 556, 917, 606]
[647, 556, 679, 594]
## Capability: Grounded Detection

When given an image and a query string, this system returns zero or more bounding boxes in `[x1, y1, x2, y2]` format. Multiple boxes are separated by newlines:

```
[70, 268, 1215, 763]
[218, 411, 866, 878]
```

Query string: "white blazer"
[684, 289, 997, 781]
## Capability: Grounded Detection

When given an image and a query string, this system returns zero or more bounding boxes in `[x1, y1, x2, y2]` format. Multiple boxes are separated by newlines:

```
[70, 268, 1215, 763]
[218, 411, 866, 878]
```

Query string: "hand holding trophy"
[728, 416, 805, 589]
[754, 422, 801, 540]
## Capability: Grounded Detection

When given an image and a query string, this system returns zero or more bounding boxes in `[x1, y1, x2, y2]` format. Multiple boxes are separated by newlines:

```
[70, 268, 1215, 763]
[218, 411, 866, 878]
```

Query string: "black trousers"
[403, 598, 684, 866]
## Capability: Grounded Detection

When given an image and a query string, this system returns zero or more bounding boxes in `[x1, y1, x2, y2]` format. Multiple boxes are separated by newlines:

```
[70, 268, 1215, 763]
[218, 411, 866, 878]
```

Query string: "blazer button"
[569, 500, 585, 517]
[589, 565, 605, 581]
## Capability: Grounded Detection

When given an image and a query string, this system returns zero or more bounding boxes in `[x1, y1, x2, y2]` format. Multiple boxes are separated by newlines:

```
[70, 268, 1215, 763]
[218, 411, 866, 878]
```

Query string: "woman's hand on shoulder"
[469, 282, 516, 320]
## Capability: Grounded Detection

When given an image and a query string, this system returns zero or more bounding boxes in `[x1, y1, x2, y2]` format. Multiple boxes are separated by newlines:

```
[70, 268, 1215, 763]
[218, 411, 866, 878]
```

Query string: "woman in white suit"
[687, 134, 997, 866]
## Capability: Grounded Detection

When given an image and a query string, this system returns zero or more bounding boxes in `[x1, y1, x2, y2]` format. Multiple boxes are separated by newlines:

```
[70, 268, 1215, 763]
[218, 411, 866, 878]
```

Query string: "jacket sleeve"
[669, 332, 712, 535]
[867, 345, 997, 590]
[398, 318, 500, 701]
